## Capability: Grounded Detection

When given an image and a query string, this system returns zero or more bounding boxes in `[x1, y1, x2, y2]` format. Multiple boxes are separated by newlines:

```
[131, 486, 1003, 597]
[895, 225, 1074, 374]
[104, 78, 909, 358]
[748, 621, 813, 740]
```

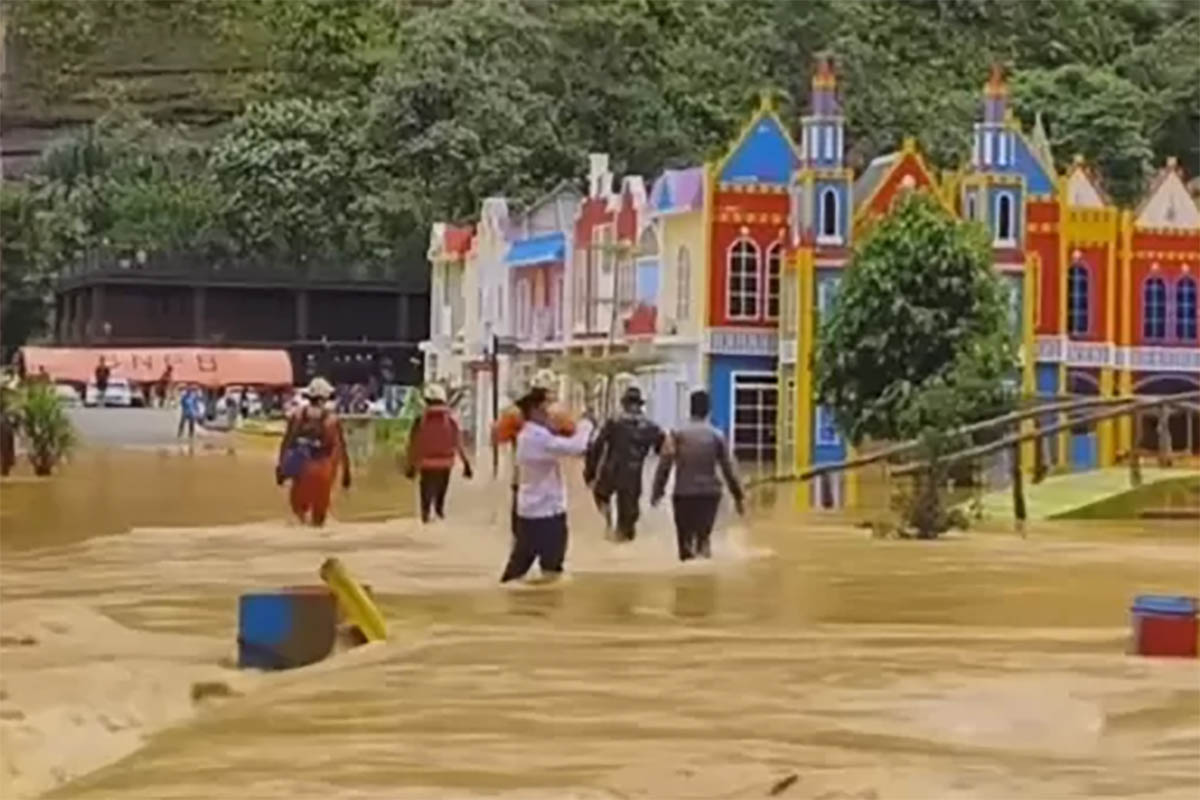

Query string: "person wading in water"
[493, 370, 573, 536]
[584, 384, 664, 542]
[277, 377, 351, 527]
[651, 389, 744, 561]
[501, 387, 593, 583]
[405, 383, 472, 523]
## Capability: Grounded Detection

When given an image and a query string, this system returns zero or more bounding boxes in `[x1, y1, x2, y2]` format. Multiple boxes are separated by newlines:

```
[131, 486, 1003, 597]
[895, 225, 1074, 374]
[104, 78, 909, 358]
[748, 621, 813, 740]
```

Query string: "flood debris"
[190, 681, 240, 704]
[768, 773, 799, 796]
[0, 635, 38, 647]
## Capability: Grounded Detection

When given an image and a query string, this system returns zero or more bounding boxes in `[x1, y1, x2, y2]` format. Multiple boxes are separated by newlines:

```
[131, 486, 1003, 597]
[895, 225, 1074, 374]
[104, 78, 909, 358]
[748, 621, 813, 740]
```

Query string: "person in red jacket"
[406, 383, 472, 523]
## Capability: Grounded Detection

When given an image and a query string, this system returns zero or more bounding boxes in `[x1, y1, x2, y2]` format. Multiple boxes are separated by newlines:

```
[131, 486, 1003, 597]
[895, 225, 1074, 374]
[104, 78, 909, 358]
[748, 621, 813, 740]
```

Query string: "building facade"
[423, 58, 1200, 499]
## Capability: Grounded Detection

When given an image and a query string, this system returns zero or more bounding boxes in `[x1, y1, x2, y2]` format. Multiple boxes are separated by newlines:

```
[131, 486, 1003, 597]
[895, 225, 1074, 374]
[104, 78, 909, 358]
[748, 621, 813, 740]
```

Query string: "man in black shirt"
[584, 385, 664, 542]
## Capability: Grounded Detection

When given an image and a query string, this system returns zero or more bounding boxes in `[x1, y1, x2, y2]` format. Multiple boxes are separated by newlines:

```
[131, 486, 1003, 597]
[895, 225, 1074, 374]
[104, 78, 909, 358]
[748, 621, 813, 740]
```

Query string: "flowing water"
[1, 447, 1198, 799]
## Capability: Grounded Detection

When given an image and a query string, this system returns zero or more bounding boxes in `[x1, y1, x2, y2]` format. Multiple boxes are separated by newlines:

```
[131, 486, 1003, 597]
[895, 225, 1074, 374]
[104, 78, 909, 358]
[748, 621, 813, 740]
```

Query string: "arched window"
[820, 188, 839, 241]
[996, 192, 1014, 243]
[676, 246, 691, 322]
[1067, 263, 1089, 335]
[765, 243, 782, 320]
[1143, 277, 1168, 340]
[1177, 276, 1197, 341]
[727, 239, 760, 319]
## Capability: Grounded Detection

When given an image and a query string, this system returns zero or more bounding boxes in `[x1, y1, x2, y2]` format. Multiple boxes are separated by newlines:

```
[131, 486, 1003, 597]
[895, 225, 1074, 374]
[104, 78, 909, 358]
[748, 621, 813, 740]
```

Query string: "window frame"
[1143, 276, 1168, 341]
[730, 371, 778, 464]
[815, 404, 841, 447]
[995, 190, 1016, 245]
[1176, 275, 1197, 341]
[765, 241, 783, 321]
[818, 187, 841, 245]
[1067, 262, 1089, 336]
[726, 237, 761, 321]
[676, 246, 691, 322]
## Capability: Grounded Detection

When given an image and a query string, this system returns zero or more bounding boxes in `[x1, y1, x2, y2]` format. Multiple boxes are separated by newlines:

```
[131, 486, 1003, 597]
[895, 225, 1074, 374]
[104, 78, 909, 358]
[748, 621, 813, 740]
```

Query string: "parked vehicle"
[84, 377, 135, 408]
[54, 383, 82, 407]
[217, 386, 264, 418]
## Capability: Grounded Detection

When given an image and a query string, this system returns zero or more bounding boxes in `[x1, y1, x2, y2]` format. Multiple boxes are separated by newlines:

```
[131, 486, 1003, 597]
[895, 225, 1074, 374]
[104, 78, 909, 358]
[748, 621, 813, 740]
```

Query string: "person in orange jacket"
[405, 383, 472, 523]
[276, 377, 351, 527]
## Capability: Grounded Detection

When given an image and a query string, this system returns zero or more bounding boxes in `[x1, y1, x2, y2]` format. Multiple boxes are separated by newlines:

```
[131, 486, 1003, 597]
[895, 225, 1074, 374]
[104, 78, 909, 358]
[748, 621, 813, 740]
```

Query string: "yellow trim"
[712, 95, 802, 185]
[1021, 251, 1036, 472]
[1098, 212, 1118, 466]
[1057, 180, 1070, 467]
[1117, 210, 1134, 454]
[795, 244, 815, 503]
[700, 162, 715, 386]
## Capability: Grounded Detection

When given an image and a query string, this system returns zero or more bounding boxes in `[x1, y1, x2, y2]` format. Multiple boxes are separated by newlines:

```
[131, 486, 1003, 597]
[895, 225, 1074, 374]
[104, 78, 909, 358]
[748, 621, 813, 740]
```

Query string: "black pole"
[491, 334, 499, 478]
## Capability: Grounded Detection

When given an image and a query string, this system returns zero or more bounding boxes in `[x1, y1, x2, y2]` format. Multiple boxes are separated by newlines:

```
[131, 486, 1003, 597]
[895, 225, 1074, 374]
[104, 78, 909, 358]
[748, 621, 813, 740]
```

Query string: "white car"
[218, 386, 264, 418]
[85, 377, 134, 408]
[54, 383, 82, 407]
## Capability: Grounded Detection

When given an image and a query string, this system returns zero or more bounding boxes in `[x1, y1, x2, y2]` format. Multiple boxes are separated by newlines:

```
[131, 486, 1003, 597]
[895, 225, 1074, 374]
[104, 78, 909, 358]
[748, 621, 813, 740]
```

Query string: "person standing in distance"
[651, 389, 744, 561]
[501, 387, 593, 583]
[405, 383, 472, 523]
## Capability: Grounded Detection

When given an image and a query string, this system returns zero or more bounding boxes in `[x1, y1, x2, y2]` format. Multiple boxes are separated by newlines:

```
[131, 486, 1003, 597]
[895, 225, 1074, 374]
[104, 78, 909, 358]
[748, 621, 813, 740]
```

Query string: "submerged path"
[976, 466, 1198, 521]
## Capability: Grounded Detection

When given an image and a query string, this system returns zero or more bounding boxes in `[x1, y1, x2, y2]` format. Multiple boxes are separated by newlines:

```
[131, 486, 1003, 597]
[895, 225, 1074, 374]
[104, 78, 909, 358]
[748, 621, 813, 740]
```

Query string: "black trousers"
[594, 485, 642, 541]
[419, 468, 451, 521]
[501, 513, 568, 582]
[672, 495, 720, 561]
[177, 415, 196, 439]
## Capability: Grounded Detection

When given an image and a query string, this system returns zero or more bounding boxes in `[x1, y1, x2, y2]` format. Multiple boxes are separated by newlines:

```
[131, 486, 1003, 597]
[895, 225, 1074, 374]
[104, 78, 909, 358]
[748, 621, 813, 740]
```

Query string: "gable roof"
[852, 138, 943, 221]
[427, 222, 474, 261]
[1029, 112, 1056, 178]
[1010, 132, 1056, 195]
[1135, 158, 1200, 230]
[852, 153, 899, 214]
[717, 96, 800, 186]
[649, 166, 704, 214]
[1064, 157, 1110, 208]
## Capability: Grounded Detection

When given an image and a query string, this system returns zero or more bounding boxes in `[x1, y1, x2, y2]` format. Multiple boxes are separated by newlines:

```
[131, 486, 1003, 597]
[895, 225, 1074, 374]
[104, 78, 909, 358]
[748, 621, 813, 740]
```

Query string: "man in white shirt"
[501, 387, 594, 583]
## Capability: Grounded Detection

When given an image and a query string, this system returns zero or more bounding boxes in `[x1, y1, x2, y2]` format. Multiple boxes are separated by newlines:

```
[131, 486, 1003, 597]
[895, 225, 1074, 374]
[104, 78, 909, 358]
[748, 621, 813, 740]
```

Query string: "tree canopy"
[814, 192, 1019, 444]
[2, 0, 1197, 353]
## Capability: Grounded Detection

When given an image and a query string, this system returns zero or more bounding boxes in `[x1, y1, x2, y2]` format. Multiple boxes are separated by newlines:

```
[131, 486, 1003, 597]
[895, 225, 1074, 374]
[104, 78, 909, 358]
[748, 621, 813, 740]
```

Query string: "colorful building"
[423, 57, 1200, 496]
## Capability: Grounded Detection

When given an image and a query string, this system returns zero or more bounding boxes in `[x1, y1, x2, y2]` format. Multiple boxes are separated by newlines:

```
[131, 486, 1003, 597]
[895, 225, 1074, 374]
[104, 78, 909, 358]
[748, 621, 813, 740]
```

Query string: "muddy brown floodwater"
[1, 447, 1198, 800]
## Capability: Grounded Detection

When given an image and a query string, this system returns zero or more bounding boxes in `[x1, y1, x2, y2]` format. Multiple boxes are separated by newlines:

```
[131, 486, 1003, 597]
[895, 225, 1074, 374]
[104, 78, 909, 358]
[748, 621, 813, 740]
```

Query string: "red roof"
[444, 225, 473, 257]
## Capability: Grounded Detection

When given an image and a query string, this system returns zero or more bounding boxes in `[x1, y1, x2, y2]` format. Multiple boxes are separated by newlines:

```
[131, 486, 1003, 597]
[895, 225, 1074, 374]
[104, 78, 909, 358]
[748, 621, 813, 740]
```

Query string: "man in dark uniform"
[584, 385, 665, 542]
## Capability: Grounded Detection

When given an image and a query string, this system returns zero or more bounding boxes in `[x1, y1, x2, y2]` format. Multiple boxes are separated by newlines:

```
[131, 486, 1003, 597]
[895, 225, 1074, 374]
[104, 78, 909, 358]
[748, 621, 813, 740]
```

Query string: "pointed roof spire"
[813, 54, 836, 90]
[1030, 111, 1055, 172]
[985, 63, 1007, 97]
[809, 53, 840, 117]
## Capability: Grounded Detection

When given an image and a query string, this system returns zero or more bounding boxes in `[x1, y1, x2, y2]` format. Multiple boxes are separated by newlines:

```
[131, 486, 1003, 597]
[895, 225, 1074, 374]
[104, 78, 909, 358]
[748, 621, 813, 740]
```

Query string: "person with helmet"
[276, 377, 351, 527]
[584, 383, 665, 541]
[405, 383, 472, 523]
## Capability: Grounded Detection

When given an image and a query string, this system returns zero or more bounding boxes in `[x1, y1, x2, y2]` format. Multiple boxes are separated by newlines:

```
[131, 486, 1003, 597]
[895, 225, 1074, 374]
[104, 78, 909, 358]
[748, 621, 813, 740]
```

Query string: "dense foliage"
[3, 0, 1198, 352]
[815, 192, 1018, 444]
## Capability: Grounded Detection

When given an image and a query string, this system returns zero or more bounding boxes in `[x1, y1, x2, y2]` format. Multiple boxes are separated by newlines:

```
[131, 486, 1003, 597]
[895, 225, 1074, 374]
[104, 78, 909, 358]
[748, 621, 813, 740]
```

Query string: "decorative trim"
[716, 210, 789, 225]
[779, 338, 797, 364]
[718, 182, 790, 195]
[706, 327, 779, 356]
[1035, 335, 1200, 372]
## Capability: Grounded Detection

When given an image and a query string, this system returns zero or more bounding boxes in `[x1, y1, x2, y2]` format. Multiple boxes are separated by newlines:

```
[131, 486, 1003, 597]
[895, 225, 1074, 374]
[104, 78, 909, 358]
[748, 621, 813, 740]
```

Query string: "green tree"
[815, 192, 1018, 445]
[209, 98, 370, 262]
[1010, 65, 1157, 205]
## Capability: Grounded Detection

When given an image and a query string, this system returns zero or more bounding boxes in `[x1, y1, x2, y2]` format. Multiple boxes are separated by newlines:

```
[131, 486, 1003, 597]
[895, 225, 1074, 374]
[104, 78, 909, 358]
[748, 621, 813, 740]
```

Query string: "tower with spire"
[794, 54, 852, 248]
